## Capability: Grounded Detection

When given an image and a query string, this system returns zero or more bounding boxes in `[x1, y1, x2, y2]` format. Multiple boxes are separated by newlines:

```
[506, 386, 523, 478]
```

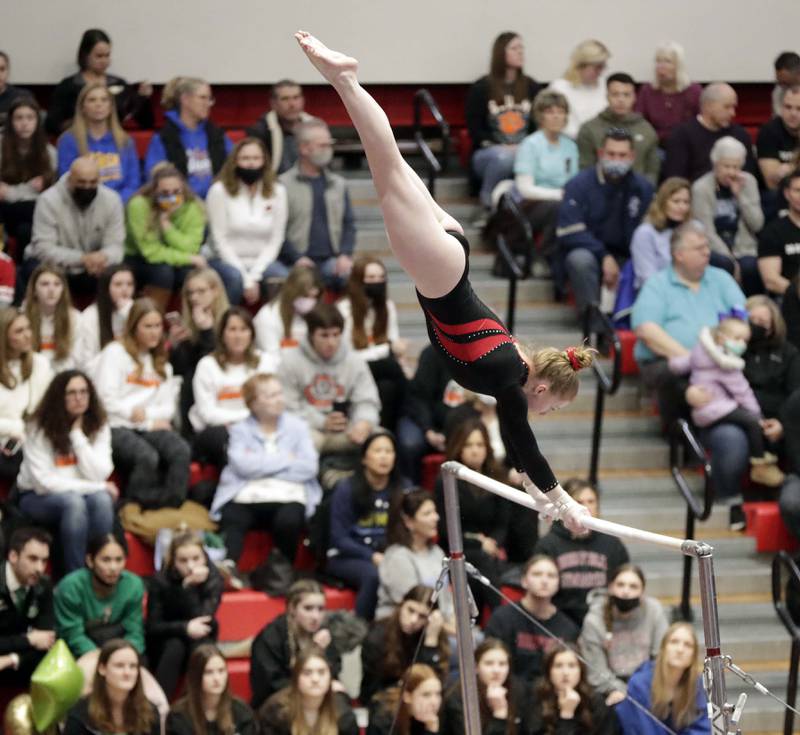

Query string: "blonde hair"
[745, 295, 787, 344]
[68, 82, 129, 155]
[653, 41, 691, 92]
[651, 623, 703, 730]
[24, 264, 75, 362]
[563, 40, 610, 85]
[519, 344, 597, 398]
[161, 76, 207, 111]
[0, 308, 32, 390]
[180, 267, 229, 341]
[122, 298, 168, 380]
[645, 177, 691, 231]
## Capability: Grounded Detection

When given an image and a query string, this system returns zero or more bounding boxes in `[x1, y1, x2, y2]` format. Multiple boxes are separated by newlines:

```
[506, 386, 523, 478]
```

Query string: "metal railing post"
[441, 470, 481, 735]
[495, 234, 520, 334]
[772, 552, 800, 735]
[413, 89, 450, 197]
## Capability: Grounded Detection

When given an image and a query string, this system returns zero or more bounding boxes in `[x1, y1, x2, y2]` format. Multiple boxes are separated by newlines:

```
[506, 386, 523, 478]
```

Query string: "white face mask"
[293, 296, 317, 315]
[309, 148, 333, 168]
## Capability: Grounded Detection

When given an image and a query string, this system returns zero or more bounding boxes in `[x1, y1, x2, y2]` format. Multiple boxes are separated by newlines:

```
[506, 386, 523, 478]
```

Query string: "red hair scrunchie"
[566, 347, 581, 371]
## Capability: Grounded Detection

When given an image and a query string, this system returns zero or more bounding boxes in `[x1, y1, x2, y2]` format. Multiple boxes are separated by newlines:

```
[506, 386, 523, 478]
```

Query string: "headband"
[566, 347, 581, 371]
[717, 307, 749, 323]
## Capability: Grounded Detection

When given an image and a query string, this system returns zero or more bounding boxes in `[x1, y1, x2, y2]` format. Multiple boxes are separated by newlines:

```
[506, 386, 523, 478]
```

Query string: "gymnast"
[295, 32, 595, 531]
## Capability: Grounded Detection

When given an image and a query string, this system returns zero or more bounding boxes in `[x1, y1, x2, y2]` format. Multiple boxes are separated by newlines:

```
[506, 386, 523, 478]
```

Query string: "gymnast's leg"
[295, 31, 464, 300]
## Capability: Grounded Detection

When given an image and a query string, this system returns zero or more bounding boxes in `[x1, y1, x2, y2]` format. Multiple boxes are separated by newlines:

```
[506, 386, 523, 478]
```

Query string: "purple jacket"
[669, 327, 761, 427]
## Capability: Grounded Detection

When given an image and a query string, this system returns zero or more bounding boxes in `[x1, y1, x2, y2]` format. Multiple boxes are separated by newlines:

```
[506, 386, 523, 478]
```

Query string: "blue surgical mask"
[601, 159, 632, 180]
[724, 339, 747, 357]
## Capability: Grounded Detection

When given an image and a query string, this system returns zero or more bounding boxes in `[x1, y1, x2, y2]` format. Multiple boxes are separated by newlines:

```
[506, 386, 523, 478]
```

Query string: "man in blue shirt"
[632, 220, 750, 528]
[557, 129, 654, 328]
[280, 118, 356, 290]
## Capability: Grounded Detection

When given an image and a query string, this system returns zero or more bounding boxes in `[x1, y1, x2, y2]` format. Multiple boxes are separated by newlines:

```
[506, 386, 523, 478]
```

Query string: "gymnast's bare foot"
[294, 31, 358, 86]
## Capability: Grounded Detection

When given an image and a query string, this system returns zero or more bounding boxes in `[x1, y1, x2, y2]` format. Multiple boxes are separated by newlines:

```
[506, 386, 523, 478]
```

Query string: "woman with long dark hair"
[93, 297, 190, 509]
[338, 256, 407, 430]
[466, 32, 540, 212]
[360, 585, 449, 704]
[0, 307, 52, 479]
[75, 263, 135, 368]
[326, 429, 410, 619]
[63, 639, 159, 735]
[147, 531, 224, 699]
[0, 95, 56, 261]
[435, 417, 511, 610]
[527, 646, 617, 735]
[57, 81, 141, 203]
[166, 643, 256, 735]
[443, 639, 525, 735]
[17, 369, 116, 572]
[46, 28, 154, 136]
[189, 306, 278, 465]
[23, 263, 80, 371]
[258, 644, 358, 735]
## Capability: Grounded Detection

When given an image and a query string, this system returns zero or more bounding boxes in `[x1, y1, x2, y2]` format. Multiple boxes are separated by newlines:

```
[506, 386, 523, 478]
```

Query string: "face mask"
[610, 595, 640, 613]
[748, 322, 768, 343]
[72, 186, 98, 209]
[309, 148, 333, 168]
[293, 296, 317, 315]
[601, 159, 632, 180]
[724, 339, 747, 357]
[666, 217, 683, 229]
[157, 193, 183, 211]
[235, 165, 265, 184]
[363, 281, 387, 302]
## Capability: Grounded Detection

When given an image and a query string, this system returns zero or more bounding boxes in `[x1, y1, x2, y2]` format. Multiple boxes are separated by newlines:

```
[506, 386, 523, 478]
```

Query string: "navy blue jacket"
[557, 167, 654, 261]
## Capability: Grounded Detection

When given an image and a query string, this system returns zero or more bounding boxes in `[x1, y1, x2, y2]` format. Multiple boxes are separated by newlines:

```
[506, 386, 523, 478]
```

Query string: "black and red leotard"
[416, 231, 558, 492]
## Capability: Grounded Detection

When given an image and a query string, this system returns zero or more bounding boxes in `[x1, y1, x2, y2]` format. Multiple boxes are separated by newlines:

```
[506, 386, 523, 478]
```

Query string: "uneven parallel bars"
[439, 461, 735, 735]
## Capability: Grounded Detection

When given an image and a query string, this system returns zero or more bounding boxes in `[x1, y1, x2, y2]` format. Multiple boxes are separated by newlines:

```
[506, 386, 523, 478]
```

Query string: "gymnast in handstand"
[295, 31, 595, 530]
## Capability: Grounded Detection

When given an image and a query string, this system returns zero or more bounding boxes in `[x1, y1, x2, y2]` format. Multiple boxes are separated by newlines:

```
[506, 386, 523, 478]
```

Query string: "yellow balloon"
[3, 694, 34, 735]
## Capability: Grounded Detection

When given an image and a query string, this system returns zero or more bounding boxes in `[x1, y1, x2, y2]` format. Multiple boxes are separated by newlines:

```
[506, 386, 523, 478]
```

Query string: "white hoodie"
[188, 350, 279, 432]
[36, 309, 80, 372]
[92, 341, 178, 430]
[0, 354, 53, 441]
[253, 300, 308, 362]
[74, 301, 132, 370]
[17, 424, 113, 495]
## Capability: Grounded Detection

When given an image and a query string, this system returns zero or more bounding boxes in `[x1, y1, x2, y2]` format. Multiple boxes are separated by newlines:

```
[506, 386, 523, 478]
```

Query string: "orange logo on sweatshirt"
[55, 454, 78, 467]
[302, 373, 345, 408]
[126, 373, 162, 388]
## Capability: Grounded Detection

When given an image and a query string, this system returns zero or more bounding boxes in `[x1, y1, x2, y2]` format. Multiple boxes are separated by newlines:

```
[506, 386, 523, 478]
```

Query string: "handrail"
[581, 304, 622, 487]
[413, 88, 450, 197]
[772, 551, 800, 735]
[670, 418, 714, 621]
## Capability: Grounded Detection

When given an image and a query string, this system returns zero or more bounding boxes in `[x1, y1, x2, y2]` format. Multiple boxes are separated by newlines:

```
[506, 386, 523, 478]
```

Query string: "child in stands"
[485, 554, 579, 683]
[93, 297, 190, 509]
[166, 643, 257, 735]
[669, 314, 784, 487]
[146, 530, 223, 699]
[24, 263, 80, 371]
[249, 579, 342, 710]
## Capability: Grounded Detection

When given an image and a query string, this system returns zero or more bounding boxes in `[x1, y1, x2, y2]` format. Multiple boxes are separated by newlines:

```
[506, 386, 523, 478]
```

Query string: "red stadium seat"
[228, 128, 247, 143]
[130, 130, 154, 159]
[217, 590, 285, 641]
[324, 586, 357, 611]
[125, 531, 155, 576]
[615, 329, 639, 377]
[227, 658, 252, 701]
[189, 462, 220, 487]
[743, 502, 799, 553]
[421, 453, 445, 491]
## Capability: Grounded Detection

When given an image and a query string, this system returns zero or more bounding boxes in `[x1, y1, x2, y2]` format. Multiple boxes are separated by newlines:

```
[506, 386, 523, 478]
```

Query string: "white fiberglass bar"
[440, 461, 700, 555]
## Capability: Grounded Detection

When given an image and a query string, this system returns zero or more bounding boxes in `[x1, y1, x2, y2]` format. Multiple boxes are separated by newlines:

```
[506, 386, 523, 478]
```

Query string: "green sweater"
[54, 569, 145, 657]
[576, 108, 661, 185]
[124, 196, 206, 266]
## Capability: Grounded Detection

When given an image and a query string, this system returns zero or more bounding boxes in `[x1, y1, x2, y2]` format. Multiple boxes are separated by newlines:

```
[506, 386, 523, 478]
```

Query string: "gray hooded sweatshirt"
[578, 587, 669, 695]
[277, 336, 380, 430]
[28, 173, 124, 272]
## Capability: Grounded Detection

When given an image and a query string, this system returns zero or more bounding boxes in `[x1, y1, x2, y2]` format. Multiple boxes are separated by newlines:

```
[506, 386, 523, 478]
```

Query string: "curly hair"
[535, 646, 595, 735]
[30, 370, 107, 456]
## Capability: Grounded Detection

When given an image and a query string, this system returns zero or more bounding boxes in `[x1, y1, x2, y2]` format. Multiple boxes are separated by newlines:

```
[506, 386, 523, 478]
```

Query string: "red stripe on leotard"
[430, 324, 513, 362]
[426, 312, 508, 337]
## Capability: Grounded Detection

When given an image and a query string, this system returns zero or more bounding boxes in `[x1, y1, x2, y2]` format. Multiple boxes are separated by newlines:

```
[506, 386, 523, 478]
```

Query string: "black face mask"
[610, 595, 640, 613]
[72, 187, 98, 209]
[748, 322, 769, 344]
[363, 281, 387, 302]
[235, 165, 265, 185]
[666, 217, 683, 229]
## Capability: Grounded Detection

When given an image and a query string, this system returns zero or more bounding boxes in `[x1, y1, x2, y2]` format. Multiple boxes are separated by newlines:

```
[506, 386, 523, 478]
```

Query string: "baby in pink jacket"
[669, 316, 784, 487]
